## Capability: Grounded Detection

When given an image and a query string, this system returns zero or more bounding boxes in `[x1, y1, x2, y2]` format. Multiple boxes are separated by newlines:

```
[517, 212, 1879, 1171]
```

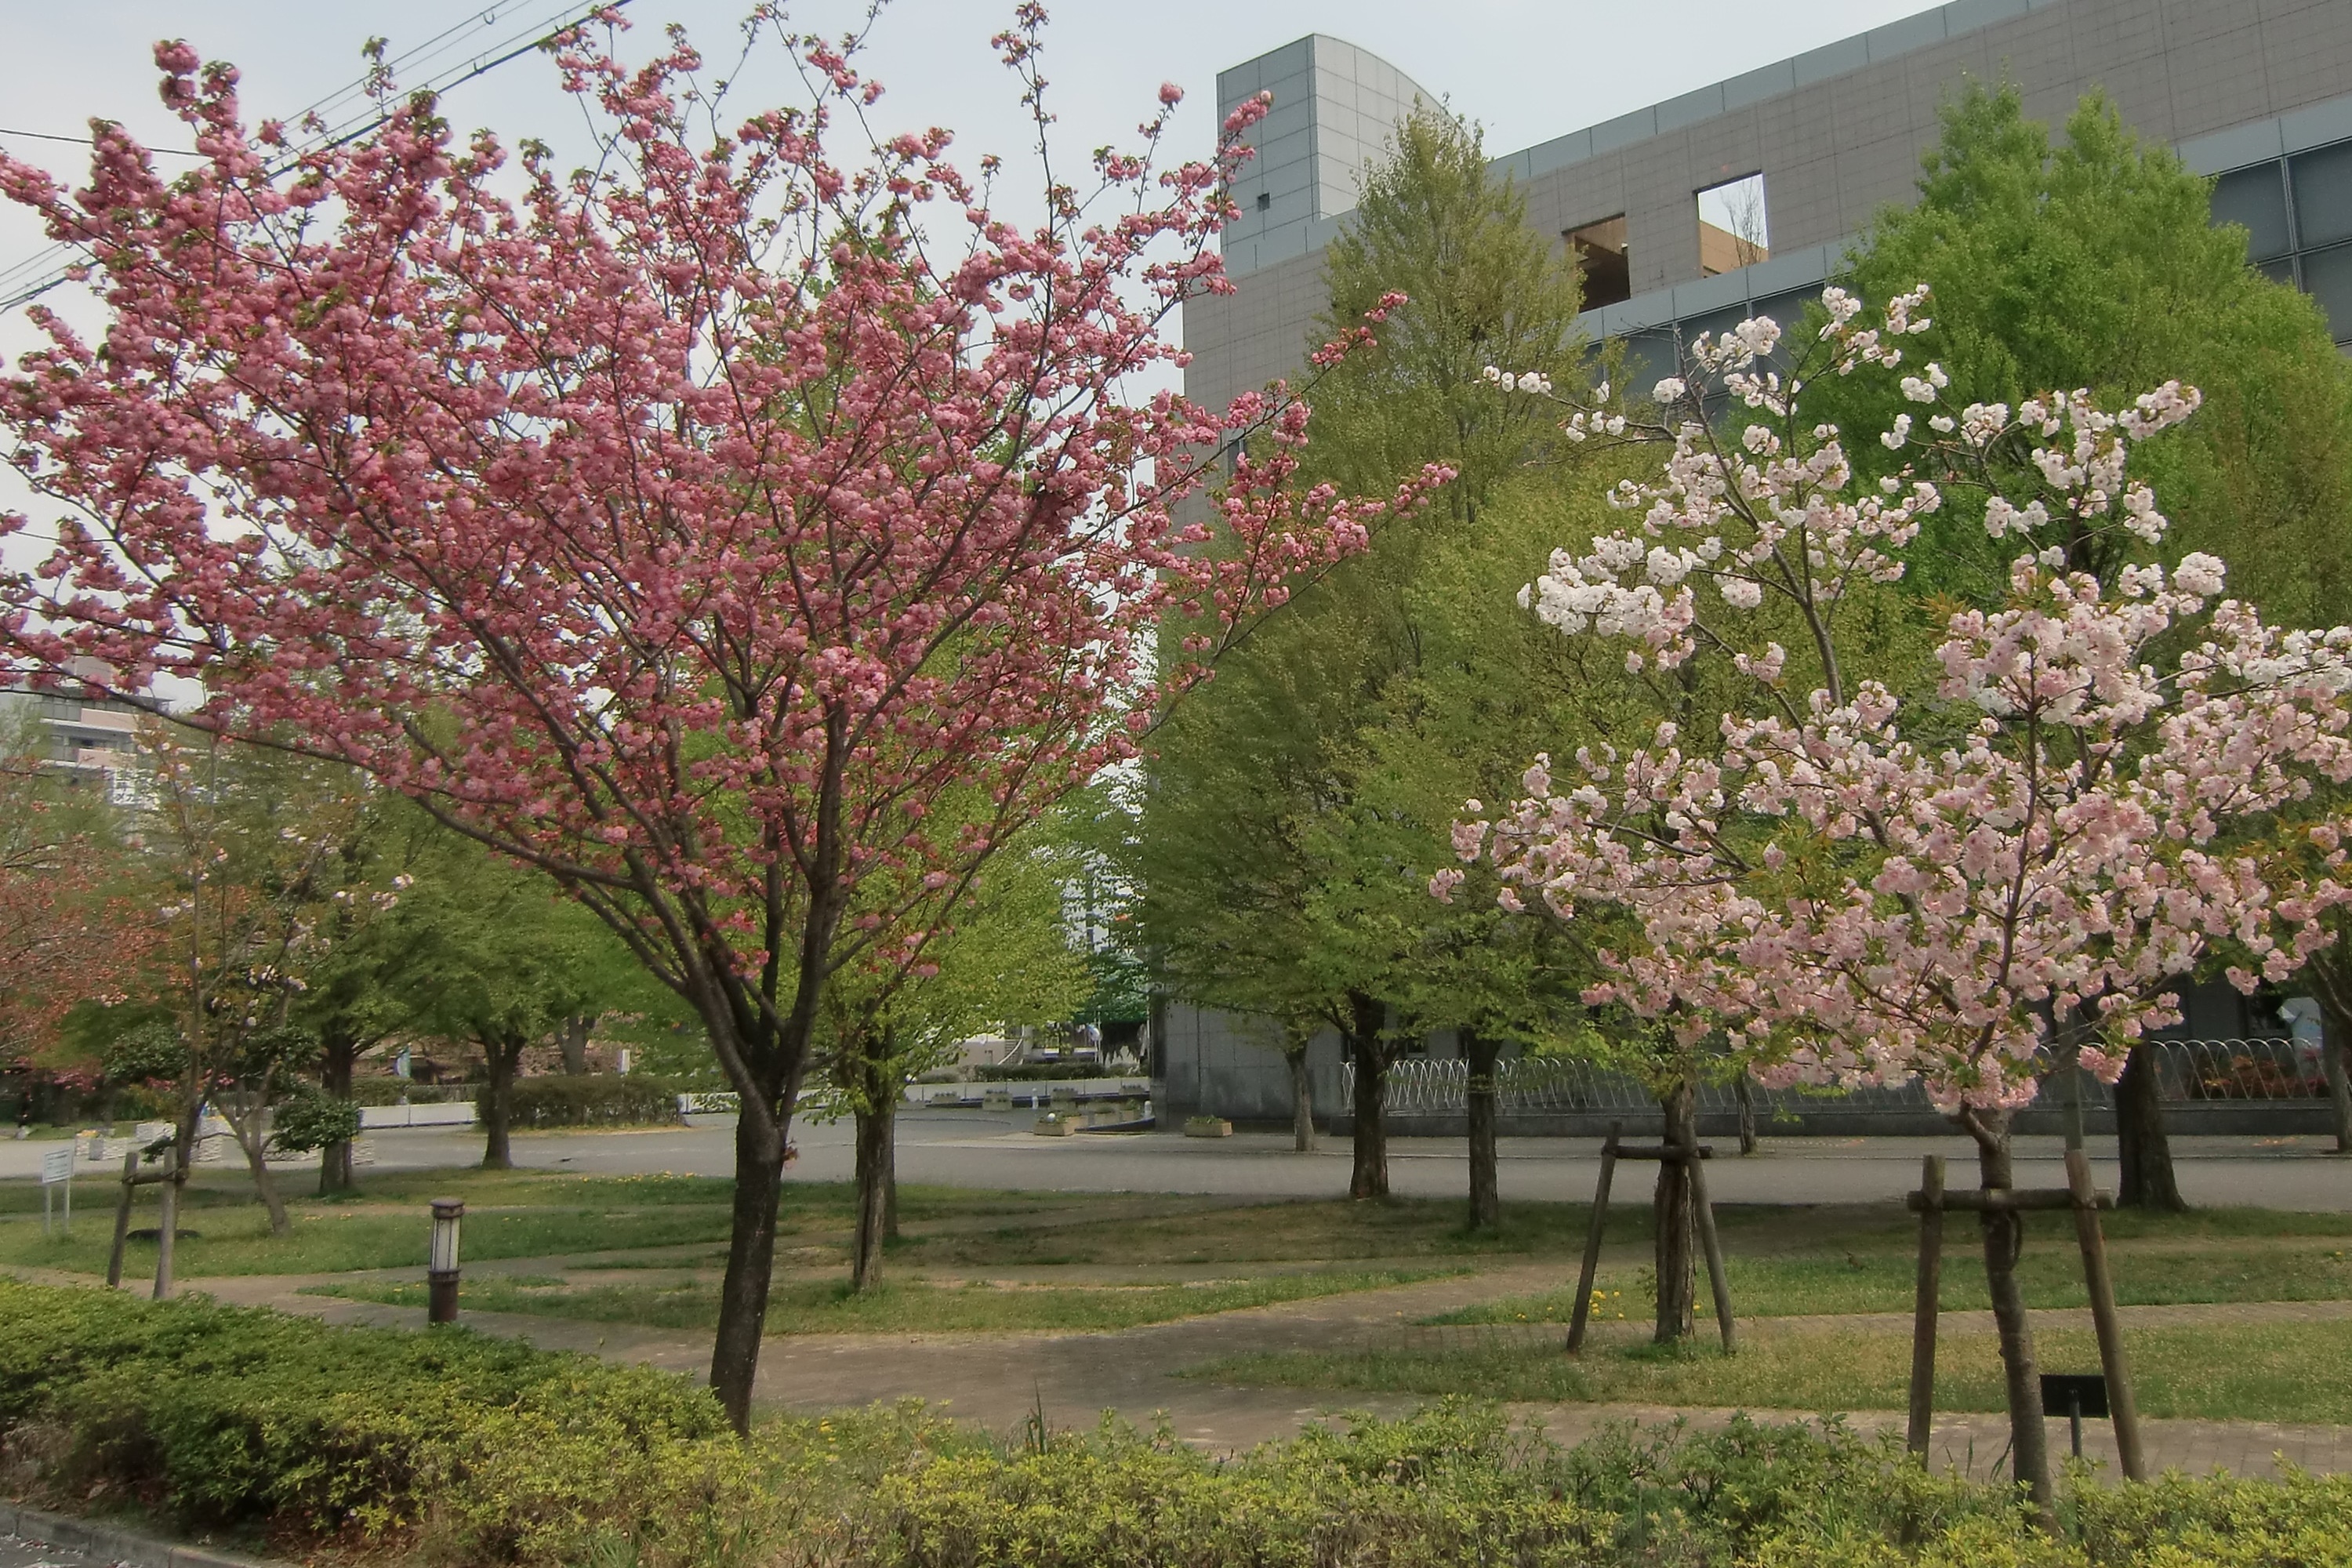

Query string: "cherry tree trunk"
[2114, 1043, 2186, 1211]
[1346, 992, 1388, 1200]
[478, 1035, 524, 1171]
[712, 1093, 790, 1430]
[1652, 1080, 1697, 1344]
[851, 1099, 894, 1290]
[318, 1029, 358, 1196]
[1288, 1047, 1317, 1153]
[1465, 1026, 1501, 1232]
[232, 1101, 291, 1236]
[1969, 1116, 2054, 1526]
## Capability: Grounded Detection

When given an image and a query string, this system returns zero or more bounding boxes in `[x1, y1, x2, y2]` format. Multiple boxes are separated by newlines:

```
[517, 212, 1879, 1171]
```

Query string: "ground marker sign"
[41, 1144, 72, 1234]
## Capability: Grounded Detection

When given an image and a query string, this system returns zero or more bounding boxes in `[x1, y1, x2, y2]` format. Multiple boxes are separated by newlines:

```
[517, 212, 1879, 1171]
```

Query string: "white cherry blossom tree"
[1448, 288, 2352, 1514]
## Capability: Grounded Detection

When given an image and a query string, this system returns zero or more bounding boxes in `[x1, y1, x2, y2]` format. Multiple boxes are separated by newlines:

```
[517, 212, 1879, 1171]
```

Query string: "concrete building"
[1185, 0, 2352, 424]
[1156, 0, 2352, 1134]
[0, 663, 147, 807]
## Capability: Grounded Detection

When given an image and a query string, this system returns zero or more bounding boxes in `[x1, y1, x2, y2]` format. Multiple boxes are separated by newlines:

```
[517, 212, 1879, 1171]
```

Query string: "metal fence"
[1344, 1038, 2328, 1118]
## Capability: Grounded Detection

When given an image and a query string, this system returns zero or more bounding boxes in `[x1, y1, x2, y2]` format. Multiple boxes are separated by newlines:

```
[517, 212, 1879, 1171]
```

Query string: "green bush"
[2, 1282, 2349, 1567]
[502, 1075, 681, 1130]
[266, 1087, 363, 1155]
[107, 1082, 180, 1121]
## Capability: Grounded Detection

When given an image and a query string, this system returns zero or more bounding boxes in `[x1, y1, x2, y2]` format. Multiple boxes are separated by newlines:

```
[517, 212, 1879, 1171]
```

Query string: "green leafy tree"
[1142, 103, 1592, 1198]
[820, 828, 1091, 1289]
[1813, 82, 2352, 1208]
[381, 841, 635, 1170]
[76, 731, 390, 1235]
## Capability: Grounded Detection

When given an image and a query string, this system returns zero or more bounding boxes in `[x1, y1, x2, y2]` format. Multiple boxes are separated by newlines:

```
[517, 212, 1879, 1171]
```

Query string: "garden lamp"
[427, 1197, 464, 1323]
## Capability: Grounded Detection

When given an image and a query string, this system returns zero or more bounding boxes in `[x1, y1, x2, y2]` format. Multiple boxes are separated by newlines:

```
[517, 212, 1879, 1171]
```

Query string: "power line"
[0, 127, 201, 158]
[0, 0, 629, 314]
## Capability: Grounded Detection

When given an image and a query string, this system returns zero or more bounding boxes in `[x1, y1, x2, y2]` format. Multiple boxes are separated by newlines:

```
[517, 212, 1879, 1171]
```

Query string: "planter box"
[1033, 1113, 1080, 1137]
[1183, 1116, 1232, 1138]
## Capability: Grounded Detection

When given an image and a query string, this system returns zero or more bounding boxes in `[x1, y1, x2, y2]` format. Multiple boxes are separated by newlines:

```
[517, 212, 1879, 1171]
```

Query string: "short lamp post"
[427, 1197, 464, 1323]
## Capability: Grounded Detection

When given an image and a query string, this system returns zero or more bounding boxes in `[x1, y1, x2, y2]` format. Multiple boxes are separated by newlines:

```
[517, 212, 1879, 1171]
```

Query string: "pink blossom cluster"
[0, 21, 1443, 1055]
[1449, 288, 2352, 1114]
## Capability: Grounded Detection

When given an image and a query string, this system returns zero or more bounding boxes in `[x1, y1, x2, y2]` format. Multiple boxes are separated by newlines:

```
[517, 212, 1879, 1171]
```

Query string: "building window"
[1255, 191, 1272, 212]
[1696, 172, 1769, 276]
[2211, 141, 2352, 346]
[2211, 164, 2291, 261]
[1566, 214, 1632, 308]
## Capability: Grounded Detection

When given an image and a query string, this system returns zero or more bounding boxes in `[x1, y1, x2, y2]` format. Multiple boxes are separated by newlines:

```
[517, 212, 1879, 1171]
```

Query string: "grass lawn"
[1430, 1239, 2352, 1323]
[303, 1266, 1466, 1334]
[0, 1171, 1112, 1276]
[1190, 1319, 2352, 1425]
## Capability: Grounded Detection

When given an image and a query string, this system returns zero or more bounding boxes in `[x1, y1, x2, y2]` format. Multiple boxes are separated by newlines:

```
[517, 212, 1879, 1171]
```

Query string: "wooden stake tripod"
[1566, 1120, 1737, 1352]
[1904, 1148, 2145, 1479]
[105, 1142, 183, 1300]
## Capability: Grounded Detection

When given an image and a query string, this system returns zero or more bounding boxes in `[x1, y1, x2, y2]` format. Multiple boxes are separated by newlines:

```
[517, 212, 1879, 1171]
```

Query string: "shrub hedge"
[500, 1075, 682, 1130]
[0, 1281, 2347, 1567]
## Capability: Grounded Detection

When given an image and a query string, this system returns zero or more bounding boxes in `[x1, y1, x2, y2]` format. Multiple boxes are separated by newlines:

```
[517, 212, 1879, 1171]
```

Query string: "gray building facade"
[1158, 0, 2352, 1133]
[1183, 0, 2352, 420]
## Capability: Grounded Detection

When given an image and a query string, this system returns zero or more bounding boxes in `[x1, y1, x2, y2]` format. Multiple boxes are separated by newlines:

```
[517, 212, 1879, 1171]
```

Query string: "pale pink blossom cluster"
[1451, 287, 2352, 1119]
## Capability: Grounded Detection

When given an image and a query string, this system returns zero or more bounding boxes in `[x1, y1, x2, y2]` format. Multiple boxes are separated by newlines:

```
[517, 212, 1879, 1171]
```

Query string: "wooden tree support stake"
[2066, 1148, 2146, 1481]
[1907, 1153, 1944, 1457]
[1566, 1119, 1735, 1352]
[1566, 1122, 1619, 1352]
[1686, 1145, 1737, 1351]
[105, 1145, 138, 1289]
[1906, 1151, 2143, 1480]
[104, 1144, 180, 1293]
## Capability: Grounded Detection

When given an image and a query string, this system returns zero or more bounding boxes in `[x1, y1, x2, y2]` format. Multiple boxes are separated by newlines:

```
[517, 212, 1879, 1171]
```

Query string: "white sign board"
[41, 1144, 71, 1235]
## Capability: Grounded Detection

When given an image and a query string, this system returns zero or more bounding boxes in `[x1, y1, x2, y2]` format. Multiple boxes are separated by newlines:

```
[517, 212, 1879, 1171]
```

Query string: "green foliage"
[1820, 82, 2352, 624]
[266, 1084, 364, 1155]
[0, 1278, 722, 1551]
[817, 820, 1092, 1119]
[2, 1282, 2349, 1566]
[1309, 102, 1588, 521]
[380, 838, 636, 1063]
[503, 1073, 683, 1129]
[1140, 126, 1602, 1044]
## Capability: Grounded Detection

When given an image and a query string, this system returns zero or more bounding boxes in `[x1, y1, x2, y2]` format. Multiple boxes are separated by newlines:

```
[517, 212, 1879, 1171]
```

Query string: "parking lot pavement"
[7, 1111, 2318, 1210]
[0, 1529, 105, 1568]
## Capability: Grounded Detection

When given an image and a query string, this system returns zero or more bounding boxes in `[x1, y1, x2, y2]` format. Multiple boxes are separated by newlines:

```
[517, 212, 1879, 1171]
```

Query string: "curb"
[0, 1501, 284, 1568]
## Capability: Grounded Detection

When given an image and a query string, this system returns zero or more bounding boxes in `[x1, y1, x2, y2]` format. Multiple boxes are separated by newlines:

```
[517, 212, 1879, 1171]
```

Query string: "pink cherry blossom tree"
[1449, 288, 2352, 1512]
[0, 11, 1443, 1426]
